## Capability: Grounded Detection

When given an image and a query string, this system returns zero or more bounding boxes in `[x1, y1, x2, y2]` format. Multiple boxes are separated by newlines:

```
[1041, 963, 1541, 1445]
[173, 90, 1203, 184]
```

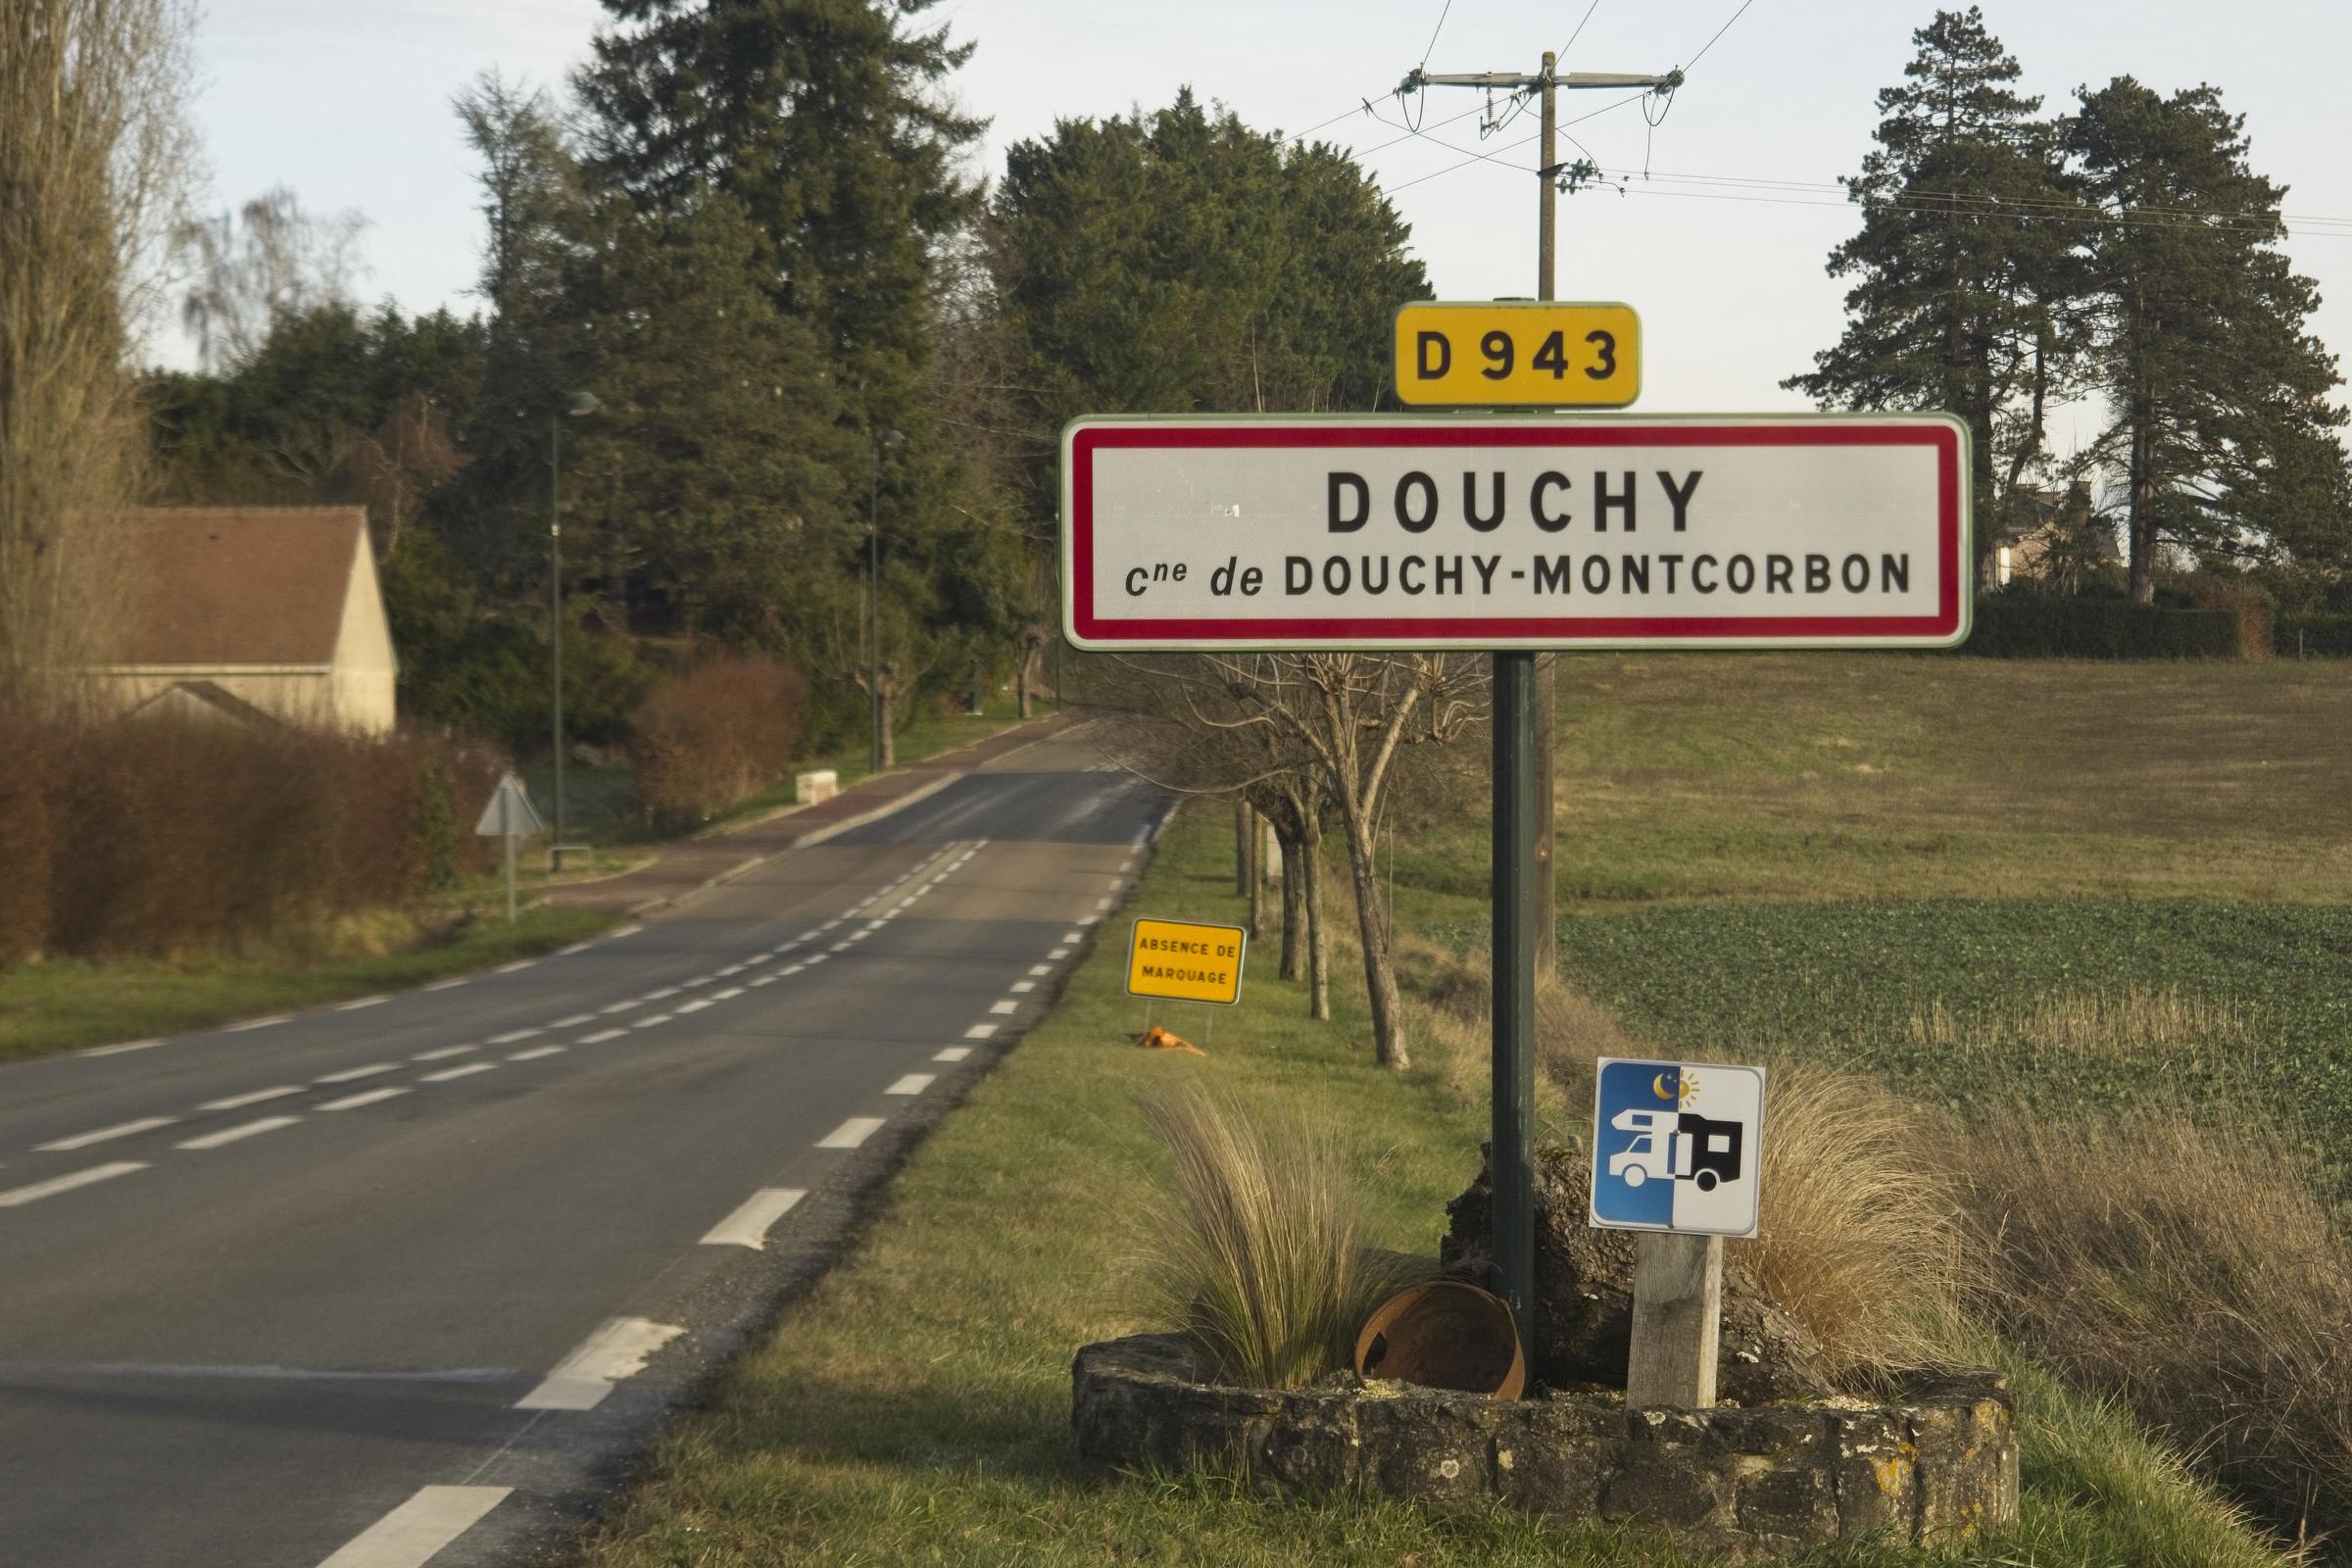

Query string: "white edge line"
[816, 1116, 887, 1150]
[699, 1188, 806, 1249]
[315, 1484, 511, 1568]
[78, 1038, 166, 1058]
[422, 978, 467, 992]
[224, 1014, 290, 1033]
[514, 1317, 683, 1410]
[334, 995, 390, 1011]
[0, 1161, 148, 1207]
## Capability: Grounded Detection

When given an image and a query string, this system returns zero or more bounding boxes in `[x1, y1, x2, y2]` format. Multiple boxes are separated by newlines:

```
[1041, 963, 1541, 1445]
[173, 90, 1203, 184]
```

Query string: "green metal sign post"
[1490, 651, 1539, 1329]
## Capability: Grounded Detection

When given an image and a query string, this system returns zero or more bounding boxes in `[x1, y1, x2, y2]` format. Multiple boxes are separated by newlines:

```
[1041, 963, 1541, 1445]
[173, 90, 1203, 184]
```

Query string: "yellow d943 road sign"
[1126, 917, 1248, 1006]
[1393, 301, 1641, 408]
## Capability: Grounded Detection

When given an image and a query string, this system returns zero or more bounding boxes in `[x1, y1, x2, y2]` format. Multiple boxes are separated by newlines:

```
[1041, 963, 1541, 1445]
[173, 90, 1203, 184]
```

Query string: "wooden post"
[1625, 1232, 1722, 1407]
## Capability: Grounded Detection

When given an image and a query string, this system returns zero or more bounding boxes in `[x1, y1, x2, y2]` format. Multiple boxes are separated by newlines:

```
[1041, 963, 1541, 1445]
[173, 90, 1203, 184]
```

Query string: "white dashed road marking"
[633, 1014, 671, 1029]
[601, 999, 643, 1013]
[420, 1063, 496, 1083]
[0, 1162, 146, 1207]
[335, 995, 390, 1011]
[314, 1484, 510, 1568]
[1011, 981, 1036, 994]
[607, 924, 643, 940]
[177, 1116, 299, 1151]
[508, 1045, 565, 1061]
[515, 1317, 683, 1410]
[224, 1015, 289, 1033]
[989, 1000, 1018, 1015]
[700, 1188, 806, 1249]
[884, 1074, 934, 1096]
[675, 999, 711, 1014]
[1050, 948, 1070, 959]
[643, 988, 679, 1002]
[37, 1117, 177, 1152]
[712, 988, 744, 1001]
[932, 1047, 971, 1063]
[78, 1038, 166, 1058]
[412, 1047, 474, 1062]
[494, 960, 536, 974]
[319, 1088, 409, 1111]
[199, 1086, 303, 1112]
[423, 978, 467, 993]
[817, 1116, 886, 1150]
[1028, 964, 1053, 977]
[964, 1022, 1000, 1040]
[551, 1013, 596, 1028]
[1063, 931, 1085, 943]
[580, 1028, 627, 1044]
[487, 1029, 541, 1045]
[317, 1062, 399, 1084]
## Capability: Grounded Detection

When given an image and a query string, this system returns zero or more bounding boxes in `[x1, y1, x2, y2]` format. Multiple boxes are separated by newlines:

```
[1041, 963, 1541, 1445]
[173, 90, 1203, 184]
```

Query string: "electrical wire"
[1419, 0, 1455, 67]
[1682, 0, 1760, 74]
[1557, 0, 1602, 61]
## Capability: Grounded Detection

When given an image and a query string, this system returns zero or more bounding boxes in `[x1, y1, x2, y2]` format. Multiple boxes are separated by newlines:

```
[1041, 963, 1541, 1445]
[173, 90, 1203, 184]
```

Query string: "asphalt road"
[0, 729, 1161, 1568]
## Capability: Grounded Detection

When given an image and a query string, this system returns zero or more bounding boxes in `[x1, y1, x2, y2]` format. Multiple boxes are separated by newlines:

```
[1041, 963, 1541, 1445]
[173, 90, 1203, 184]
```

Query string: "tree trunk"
[1247, 814, 1266, 940]
[970, 658, 986, 715]
[1341, 806, 1406, 1068]
[1301, 820, 1330, 1022]
[2129, 412, 2155, 604]
[1277, 825, 1304, 982]
[878, 680, 898, 768]
[1016, 642, 1036, 719]
[1234, 800, 1251, 897]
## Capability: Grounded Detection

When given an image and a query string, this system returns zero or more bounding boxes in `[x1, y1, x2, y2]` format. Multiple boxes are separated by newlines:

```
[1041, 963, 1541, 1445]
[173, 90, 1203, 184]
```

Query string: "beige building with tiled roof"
[89, 507, 397, 735]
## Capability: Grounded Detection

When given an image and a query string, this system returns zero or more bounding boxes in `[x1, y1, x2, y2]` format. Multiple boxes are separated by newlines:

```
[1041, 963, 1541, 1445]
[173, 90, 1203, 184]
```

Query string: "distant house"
[88, 507, 398, 735]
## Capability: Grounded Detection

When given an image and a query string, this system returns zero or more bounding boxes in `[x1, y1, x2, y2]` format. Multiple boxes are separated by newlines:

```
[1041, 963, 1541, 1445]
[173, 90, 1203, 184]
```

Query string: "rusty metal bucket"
[1353, 1280, 1526, 1399]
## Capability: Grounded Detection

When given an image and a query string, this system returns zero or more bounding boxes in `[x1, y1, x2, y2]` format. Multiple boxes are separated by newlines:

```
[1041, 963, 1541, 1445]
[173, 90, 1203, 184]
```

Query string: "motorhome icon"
[1607, 1108, 1744, 1193]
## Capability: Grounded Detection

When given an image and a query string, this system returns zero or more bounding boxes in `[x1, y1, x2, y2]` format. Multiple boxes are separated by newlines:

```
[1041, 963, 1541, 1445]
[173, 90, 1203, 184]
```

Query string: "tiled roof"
[116, 507, 365, 666]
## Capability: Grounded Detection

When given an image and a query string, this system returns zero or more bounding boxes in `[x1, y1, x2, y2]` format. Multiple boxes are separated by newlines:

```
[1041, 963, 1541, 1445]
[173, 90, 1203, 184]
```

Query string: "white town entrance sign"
[1059, 414, 1970, 652]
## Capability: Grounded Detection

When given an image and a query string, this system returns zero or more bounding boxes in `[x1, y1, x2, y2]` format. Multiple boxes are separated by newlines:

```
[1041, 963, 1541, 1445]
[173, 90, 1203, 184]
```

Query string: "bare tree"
[173, 185, 368, 372]
[1105, 653, 1486, 1068]
[0, 0, 199, 699]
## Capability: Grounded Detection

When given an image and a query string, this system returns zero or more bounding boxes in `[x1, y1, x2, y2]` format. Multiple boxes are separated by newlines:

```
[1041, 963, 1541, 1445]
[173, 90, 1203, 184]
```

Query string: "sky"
[181, 0, 2352, 442]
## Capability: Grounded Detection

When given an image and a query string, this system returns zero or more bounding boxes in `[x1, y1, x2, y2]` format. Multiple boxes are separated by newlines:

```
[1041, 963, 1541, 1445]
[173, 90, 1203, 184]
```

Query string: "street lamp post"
[867, 428, 905, 772]
[550, 390, 601, 871]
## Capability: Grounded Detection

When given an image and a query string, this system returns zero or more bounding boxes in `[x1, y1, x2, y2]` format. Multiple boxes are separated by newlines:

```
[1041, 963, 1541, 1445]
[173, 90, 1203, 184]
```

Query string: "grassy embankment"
[1, 699, 1054, 1061]
[569, 652, 2335, 1566]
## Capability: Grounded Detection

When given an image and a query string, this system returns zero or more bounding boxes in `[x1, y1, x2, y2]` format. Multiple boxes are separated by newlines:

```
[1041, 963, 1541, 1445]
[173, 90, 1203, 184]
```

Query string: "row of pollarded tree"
[1092, 653, 1487, 1071]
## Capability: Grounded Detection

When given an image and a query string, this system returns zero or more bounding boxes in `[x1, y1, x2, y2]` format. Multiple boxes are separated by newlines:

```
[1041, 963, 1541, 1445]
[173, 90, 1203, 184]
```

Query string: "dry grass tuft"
[1736, 1066, 1977, 1381]
[1950, 1101, 2352, 1547]
[1907, 986, 2245, 1057]
[1128, 1086, 1432, 1390]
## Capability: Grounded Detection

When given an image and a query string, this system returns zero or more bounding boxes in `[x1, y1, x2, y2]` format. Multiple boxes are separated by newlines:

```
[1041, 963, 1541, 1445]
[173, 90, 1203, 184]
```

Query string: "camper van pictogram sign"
[1589, 1057, 1767, 1239]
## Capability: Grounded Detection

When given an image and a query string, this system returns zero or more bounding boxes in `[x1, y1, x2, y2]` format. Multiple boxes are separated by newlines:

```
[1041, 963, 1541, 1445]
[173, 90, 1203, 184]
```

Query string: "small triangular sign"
[474, 771, 546, 838]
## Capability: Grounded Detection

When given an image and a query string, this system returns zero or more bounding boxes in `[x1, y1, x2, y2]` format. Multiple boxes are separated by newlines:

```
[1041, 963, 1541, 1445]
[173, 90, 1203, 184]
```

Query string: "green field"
[569, 650, 2340, 1566]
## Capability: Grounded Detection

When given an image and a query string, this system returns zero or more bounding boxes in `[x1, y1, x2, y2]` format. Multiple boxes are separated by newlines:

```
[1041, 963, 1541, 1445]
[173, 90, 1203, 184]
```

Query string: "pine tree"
[575, 0, 981, 440]
[1785, 8, 2082, 567]
[2068, 76, 2349, 596]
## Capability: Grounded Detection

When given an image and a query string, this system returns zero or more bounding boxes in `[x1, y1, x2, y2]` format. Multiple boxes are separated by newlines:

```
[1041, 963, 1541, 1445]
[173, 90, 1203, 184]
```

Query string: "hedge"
[1963, 597, 2252, 660]
[2275, 612, 2352, 658]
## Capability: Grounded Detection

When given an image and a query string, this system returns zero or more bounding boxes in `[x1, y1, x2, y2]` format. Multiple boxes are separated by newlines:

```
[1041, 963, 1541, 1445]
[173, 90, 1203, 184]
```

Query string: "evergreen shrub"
[2276, 612, 2352, 658]
[1964, 596, 2247, 659]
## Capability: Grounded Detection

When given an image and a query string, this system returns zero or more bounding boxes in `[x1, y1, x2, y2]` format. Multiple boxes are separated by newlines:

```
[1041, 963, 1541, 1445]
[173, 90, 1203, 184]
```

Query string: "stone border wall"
[1073, 1335, 2017, 1559]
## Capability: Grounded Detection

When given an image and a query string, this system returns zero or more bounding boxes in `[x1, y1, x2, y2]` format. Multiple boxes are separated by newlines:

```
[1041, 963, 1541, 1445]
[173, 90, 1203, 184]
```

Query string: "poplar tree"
[1785, 8, 2082, 565]
[2068, 76, 2349, 596]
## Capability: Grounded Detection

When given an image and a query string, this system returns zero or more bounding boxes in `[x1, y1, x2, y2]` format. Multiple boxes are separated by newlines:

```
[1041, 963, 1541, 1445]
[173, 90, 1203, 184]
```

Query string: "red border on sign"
[1068, 421, 1964, 645]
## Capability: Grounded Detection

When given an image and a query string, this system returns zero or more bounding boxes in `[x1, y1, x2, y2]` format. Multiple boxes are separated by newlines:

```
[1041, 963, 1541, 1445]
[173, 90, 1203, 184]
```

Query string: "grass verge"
[569, 807, 2289, 1567]
[0, 904, 612, 1061]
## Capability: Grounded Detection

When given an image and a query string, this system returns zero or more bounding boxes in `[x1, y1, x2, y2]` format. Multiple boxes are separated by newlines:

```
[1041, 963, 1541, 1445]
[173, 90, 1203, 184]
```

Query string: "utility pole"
[1405, 50, 1681, 1339]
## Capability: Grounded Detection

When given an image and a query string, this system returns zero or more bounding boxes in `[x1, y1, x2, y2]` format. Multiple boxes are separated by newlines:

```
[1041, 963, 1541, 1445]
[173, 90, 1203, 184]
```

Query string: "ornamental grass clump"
[1131, 1087, 1430, 1391]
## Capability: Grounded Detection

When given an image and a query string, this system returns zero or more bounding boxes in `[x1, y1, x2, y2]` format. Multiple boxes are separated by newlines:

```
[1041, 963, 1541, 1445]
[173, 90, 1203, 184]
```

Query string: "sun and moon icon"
[1650, 1068, 1699, 1106]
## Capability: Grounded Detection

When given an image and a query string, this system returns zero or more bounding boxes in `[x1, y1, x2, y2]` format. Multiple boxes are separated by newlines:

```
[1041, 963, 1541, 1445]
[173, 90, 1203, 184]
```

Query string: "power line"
[1557, 0, 1602, 60]
[1682, 0, 1761, 74]
[1375, 89, 1657, 195]
[1419, 0, 1455, 67]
